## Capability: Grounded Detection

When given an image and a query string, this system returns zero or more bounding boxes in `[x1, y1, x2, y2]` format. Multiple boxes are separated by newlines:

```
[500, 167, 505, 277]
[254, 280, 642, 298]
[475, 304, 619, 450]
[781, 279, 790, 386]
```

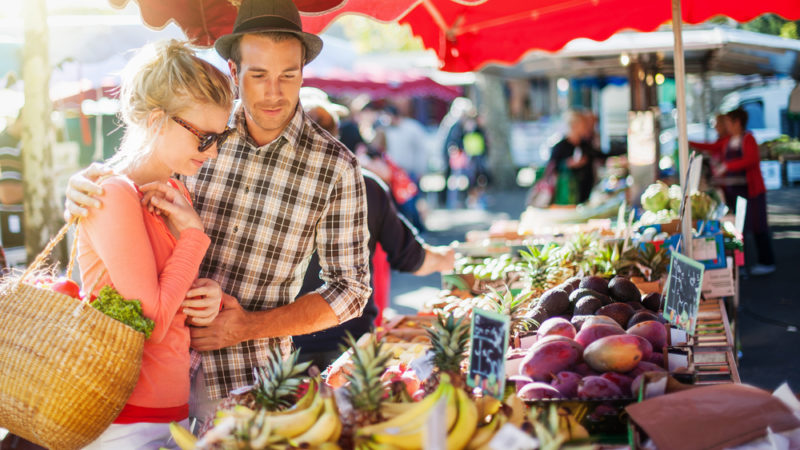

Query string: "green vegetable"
[91, 286, 155, 339]
[641, 181, 670, 212]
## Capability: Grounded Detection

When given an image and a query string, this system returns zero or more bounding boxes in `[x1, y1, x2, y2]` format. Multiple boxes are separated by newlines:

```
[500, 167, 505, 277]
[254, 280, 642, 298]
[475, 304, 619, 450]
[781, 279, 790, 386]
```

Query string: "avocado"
[641, 292, 663, 312]
[627, 310, 660, 328]
[579, 276, 610, 295]
[608, 276, 641, 303]
[539, 288, 570, 315]
[525, 306, 550, 327]
[574, 296, 603, 315]
[570, 288, 612, 306]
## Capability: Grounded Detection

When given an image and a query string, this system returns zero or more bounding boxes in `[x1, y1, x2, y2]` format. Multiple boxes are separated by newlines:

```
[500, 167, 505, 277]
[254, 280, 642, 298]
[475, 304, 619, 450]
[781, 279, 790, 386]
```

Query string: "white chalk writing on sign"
[663, 251, 705, 335]
[468, 308, 509, 399]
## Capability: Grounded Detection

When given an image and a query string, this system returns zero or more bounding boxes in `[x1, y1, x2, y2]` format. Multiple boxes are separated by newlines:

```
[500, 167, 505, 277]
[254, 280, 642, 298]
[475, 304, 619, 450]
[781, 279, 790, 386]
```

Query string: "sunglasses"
[171, 116, 233, 152]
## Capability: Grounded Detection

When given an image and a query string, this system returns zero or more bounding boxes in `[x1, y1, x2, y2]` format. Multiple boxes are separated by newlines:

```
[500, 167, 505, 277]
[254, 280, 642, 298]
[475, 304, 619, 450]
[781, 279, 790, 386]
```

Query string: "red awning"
[114, 0, 800, 73]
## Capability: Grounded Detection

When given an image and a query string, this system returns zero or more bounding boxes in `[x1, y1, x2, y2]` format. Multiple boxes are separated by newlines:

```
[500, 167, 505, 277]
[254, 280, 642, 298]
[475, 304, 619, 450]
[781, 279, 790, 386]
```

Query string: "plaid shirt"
[184, 104, 371, 400]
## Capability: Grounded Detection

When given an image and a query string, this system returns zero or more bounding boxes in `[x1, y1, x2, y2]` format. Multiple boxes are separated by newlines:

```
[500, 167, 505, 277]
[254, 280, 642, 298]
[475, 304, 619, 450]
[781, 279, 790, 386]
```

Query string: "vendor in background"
[690, 113, 730, 169]
[0, 109, 24, 205]
[296, 89, 455, 368]
[546, 110, 598, 205]
[691, 108, 775, 276]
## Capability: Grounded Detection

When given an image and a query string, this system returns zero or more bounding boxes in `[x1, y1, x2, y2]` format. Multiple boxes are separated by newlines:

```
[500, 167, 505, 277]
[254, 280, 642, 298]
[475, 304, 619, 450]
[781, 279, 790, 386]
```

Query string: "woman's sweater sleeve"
[725, 134, 761, 173]
[82, 178, 210, 343]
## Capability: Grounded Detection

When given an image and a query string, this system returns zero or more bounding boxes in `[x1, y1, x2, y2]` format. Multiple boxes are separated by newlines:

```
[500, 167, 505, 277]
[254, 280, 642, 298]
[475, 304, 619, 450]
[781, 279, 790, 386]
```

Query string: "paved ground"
[389, 186, 800, 391]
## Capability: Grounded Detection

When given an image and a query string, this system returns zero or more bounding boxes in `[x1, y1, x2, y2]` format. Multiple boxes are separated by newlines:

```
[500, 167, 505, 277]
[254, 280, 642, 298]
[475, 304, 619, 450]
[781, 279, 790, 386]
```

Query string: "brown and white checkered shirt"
[184, 104, 371, 400]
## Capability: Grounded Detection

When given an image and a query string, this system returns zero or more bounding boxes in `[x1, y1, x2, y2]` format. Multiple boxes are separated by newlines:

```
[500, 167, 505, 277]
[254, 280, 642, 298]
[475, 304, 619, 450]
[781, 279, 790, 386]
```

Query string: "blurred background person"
[296, 88, 455, 368]
[461, 108, 490, 209]
[546, 110, 592, 205]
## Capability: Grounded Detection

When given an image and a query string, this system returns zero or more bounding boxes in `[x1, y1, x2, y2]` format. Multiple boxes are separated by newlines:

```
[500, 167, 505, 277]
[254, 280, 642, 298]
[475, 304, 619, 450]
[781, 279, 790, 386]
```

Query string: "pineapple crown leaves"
[340, 332, 392, 415]
[252, 347, 312, 411]
[485, 287, 537, 334]
[426, 313, 471, 374]
[520, 243, 557, 270]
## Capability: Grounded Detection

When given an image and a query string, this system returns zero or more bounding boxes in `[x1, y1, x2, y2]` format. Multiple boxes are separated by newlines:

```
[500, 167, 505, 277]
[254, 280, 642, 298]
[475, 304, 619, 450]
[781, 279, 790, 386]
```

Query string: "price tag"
[467, 308, 510, 399]
[663, 252, 705, 335]
[410, 351, 435, 382]
[735, 196, 747, 235]
[423, 393, 447, 450]
[489, 423, 538, 450]
[701, 266, 735, 298]
[688, 154, 703, 194]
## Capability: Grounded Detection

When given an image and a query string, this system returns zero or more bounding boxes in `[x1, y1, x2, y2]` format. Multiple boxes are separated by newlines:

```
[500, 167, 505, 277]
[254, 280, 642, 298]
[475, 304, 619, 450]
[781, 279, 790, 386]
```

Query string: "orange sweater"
[77, 176, 210, 413]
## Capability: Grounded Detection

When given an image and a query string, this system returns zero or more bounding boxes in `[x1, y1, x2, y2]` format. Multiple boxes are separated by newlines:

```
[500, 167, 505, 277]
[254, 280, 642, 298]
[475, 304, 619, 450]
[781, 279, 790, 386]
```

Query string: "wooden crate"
[689, 298, 734, 350]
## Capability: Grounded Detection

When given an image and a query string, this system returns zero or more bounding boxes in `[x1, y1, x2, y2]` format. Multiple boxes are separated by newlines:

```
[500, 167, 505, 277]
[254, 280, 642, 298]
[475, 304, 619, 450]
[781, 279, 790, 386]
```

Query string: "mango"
[573, 362, 600, 377]
[582, 315, 623, 330]
[508, 375, 534, 392]
[627, 361, 666, 378]
[537, 317, 576, 339]
[627, 320, 668, 351]
[647, 351, 665, 367]
[550, 371, 582, 398]
[574, 323, 624, 348]
[577, 375, 623, 399]
[530, 335, 584, 354]
[517, 382, 564, 400]
[583, 335, 644, 373]
[629, 334, 653, 362]
[595, 303, 636, 328]
[520, 339, 582, 381]
[601, 372, 634, 396]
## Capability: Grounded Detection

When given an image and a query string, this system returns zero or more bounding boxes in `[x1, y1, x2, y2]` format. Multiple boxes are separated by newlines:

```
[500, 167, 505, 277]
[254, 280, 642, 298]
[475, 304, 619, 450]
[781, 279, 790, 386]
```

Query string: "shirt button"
[245, 186, 249, 193]
[233, 226, 239, 233]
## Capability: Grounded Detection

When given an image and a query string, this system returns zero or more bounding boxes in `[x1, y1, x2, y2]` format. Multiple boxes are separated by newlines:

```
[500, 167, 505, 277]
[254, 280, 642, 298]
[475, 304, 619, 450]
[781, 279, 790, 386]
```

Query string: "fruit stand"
[159, 182, 800, 450]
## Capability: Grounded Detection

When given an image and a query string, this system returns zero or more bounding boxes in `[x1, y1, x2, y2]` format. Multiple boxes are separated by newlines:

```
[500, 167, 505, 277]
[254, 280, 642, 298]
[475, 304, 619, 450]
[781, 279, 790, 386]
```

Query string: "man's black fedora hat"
[215, 0, 323, 64]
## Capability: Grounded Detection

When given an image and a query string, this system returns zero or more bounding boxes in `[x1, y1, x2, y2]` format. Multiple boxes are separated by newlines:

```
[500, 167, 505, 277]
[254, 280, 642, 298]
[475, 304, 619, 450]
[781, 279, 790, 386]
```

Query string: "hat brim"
[215, 30, 322, 65]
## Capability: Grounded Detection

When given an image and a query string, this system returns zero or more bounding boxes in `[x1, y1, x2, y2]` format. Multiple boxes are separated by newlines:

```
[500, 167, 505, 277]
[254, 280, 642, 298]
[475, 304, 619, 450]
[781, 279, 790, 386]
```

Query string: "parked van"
[717, 78, 795, 143]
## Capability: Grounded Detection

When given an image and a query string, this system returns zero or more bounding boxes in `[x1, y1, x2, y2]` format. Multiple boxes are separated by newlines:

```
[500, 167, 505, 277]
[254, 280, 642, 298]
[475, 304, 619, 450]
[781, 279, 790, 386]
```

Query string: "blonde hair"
[111, 39, 234, 169]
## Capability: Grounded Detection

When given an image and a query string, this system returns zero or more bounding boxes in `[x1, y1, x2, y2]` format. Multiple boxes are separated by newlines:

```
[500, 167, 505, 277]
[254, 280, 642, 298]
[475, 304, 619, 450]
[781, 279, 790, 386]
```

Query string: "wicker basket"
[0, 222, 144, 450]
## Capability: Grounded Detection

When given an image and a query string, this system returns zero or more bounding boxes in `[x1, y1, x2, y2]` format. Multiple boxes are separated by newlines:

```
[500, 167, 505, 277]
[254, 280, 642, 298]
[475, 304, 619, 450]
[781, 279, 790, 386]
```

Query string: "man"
[65, 0, 370, 419]
[297, 90, 455, 368]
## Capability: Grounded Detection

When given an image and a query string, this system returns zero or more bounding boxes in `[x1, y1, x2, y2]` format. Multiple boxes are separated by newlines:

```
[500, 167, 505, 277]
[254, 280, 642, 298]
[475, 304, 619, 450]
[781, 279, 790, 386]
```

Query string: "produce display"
[638, 181, 716, 226]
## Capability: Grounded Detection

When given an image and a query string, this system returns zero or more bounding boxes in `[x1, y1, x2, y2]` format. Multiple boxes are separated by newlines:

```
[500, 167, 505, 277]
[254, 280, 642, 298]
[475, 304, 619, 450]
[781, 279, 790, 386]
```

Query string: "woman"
[693, 108, 775, 276]
[79, 40, 233, 448]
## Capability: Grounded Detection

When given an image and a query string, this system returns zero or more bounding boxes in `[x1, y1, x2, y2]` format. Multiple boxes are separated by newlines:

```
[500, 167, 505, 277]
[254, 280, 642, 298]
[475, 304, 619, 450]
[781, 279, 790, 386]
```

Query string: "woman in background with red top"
[691, 108, 775, 276]
[78, 40, 233, 448]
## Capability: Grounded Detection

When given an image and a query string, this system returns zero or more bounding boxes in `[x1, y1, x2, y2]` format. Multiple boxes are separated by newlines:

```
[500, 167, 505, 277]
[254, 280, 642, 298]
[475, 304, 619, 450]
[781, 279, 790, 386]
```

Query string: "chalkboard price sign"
[467, 308, 510, 399]
[663, 251, 705, 335]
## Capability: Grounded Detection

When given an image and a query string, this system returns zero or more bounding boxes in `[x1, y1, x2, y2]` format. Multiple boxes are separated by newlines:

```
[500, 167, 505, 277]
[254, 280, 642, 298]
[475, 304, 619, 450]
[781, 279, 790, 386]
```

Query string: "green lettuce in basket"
[91, 286, 155, 339]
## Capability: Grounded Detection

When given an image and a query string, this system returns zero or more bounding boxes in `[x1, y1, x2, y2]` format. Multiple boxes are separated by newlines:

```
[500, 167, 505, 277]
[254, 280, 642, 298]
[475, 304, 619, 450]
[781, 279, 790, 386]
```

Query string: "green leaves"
[253, 347, 312, 411]
[91, 285, 155, 338]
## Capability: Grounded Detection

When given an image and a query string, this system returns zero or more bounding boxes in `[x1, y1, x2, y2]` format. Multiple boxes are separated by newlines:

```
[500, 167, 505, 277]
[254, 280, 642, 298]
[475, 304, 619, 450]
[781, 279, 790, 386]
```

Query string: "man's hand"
[64, 163, 112, 220]
[190, 293, 250, 351]
[182, 278, 223, 327]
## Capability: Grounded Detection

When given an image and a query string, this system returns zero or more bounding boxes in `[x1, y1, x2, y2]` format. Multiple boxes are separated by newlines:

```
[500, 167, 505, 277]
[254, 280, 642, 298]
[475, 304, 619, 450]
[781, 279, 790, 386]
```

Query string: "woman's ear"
[147, 109, 167, 134]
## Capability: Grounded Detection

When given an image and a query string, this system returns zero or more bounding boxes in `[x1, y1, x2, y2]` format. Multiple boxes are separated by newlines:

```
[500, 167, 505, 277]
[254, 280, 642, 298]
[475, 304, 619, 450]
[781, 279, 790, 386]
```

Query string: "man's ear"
[228, 60, 239, 86]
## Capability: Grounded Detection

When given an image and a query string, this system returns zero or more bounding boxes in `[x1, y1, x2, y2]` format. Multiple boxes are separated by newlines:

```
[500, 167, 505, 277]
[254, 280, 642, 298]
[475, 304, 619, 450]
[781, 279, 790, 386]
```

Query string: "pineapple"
[486, 287, 537, 336]
[204, 347, 311, 437]
[563, 232, 600, 275]
[341, 332, 392, 425]
[252, 347, 313, 411]
[520, 243, 558, 293]
[425, 313, 471, 391]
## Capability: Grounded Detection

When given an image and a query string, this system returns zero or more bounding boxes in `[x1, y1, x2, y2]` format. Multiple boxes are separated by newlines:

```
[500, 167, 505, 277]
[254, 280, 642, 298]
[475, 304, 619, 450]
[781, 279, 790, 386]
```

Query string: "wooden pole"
[22, 0, 62, 261]
[671, 0, 693, 258]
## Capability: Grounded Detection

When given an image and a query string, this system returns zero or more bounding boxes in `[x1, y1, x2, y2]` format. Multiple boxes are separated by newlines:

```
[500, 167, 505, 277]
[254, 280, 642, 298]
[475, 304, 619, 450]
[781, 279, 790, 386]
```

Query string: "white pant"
[189, 364, 223, 425]
[82, 419, 190, 450]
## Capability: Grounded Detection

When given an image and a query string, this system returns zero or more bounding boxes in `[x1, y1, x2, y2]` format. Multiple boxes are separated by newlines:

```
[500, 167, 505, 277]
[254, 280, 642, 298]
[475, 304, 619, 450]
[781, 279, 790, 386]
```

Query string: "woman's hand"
[182, 278, 222, 326]
[139, 181, 203, 236]
[64, 163, 113, 220]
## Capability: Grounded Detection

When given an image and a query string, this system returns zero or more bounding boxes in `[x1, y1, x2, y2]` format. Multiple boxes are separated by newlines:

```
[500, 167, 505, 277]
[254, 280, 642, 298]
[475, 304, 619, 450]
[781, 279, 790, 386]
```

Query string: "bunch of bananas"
[355, 375, 480, 450]
[170, 379, 343, 449]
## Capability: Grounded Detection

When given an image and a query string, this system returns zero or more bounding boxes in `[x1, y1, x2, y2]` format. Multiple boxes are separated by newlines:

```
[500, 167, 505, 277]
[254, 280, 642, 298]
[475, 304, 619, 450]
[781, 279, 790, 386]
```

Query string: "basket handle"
[17, 217, 78, 286]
